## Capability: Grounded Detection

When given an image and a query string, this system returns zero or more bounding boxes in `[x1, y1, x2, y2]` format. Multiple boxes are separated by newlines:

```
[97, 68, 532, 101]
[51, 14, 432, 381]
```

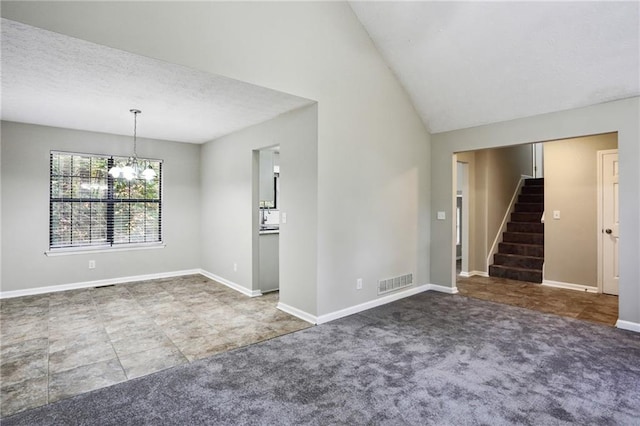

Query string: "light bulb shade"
[121, 165, 136, 181]
[142, 166, 157, 181]
[108, 165, 122, 178]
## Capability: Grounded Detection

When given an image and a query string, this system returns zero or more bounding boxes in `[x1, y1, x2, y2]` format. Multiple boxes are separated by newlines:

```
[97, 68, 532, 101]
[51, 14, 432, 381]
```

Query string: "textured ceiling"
[350, 1, 640, 133]
[1, 18, 313, 143]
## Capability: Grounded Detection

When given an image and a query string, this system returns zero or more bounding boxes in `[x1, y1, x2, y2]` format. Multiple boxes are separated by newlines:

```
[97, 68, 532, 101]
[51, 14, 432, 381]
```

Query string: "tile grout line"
[152, 279, 226, 362]
[91, 288, 129, 382]
[127, 281, 191, 369]
[150, 278, 197, 364]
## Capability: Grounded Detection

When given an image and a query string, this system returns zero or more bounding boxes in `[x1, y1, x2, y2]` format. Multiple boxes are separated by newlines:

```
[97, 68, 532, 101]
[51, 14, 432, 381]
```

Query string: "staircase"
[489, 178, 544, 283]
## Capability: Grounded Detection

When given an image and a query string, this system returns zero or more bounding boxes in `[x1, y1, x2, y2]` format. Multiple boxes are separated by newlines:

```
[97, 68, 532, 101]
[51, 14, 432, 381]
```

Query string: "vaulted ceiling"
[350, 1, 640, 133]
[1, 3, 639, 140]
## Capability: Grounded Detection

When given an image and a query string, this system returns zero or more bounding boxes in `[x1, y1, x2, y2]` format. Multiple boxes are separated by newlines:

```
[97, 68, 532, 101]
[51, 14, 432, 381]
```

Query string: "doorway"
[456, 161, 470, 276]
[453, 133, 619, 324]
[256, 146, 281, 295]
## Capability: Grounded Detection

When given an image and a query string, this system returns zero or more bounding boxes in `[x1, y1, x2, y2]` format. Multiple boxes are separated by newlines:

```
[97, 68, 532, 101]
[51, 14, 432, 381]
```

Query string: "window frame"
[48, 150, 164, 254]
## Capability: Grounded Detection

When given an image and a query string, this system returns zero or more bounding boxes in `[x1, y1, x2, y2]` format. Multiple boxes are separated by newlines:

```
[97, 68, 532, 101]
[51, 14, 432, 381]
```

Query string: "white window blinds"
[49, 151, 162, 249]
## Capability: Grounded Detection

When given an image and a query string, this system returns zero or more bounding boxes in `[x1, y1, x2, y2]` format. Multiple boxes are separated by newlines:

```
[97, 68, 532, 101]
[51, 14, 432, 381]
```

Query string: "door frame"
[457, 161, 470, 275]
[597, 148, 619, 294]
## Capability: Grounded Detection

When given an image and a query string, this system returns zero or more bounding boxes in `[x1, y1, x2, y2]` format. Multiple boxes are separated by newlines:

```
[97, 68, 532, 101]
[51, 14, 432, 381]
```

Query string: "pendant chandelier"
[108, 109, 156, 181]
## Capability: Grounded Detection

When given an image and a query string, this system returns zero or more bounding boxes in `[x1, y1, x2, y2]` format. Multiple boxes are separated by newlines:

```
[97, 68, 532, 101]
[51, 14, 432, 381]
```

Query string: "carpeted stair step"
[518, 194, 544, 204]
[488, 264, 542, 283]
[524, 178, 544, 186]
[503, 231, 544, 245]
[498, 242, 544, 257]
[507, 222, 544, 234]
[494, 253, 544, 269]
[511, 212, 543, 222]
[490, 177, 545, 284]
[521, 185, 544, 195]
[514, 202, 544, 213]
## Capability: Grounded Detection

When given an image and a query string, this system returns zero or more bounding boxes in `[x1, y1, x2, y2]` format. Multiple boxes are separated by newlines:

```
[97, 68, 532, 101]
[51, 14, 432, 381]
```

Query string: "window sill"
[45, 243, 166, 257]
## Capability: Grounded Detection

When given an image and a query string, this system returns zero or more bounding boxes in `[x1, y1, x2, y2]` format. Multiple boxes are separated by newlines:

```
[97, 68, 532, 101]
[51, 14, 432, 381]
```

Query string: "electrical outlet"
[233, 263, 238, 272]
[88, 260, 96, 269]
[356, 278, 363, 290]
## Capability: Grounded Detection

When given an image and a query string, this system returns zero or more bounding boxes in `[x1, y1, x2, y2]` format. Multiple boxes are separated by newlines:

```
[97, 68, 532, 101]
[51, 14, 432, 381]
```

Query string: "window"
[49, 151, 162, 250]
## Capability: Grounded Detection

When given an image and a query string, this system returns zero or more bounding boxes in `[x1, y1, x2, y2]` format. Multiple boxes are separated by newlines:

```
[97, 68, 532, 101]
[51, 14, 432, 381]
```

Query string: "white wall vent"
[378, 273, 413, 295]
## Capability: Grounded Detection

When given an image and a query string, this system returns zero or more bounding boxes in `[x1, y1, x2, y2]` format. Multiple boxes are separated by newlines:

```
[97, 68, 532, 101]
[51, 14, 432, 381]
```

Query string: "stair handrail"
[486, 175, 533, 270]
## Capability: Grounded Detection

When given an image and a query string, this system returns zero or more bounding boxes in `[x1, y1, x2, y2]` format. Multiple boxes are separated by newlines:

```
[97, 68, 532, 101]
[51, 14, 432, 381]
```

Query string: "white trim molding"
[616, 320, 640, 333]
[542, 280, 598, 293]
[429, 284, 459, 294]
[0, 269, 200, 299]
[277, 302, 317, 325]
[459, 271, 488, 278]
[464, 270, 489, 278]
[198, 269, 262, 298]
[314, 284, 459, 324]
[315, 284, 431, 324]
[44, 243, 166, 257]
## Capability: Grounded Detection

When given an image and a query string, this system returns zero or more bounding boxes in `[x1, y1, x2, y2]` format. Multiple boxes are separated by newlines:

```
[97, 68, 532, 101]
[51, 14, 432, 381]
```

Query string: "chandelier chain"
[131, 109, 140, 158]
[109, 108, 155, 182]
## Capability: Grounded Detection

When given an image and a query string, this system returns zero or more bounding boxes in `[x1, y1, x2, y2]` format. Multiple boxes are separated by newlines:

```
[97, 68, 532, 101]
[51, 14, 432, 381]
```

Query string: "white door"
[599, 150, 619, 295]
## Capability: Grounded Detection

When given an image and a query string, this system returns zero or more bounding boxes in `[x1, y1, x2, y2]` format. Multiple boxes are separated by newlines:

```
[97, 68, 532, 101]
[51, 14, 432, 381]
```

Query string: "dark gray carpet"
[4, 292, 640, 425]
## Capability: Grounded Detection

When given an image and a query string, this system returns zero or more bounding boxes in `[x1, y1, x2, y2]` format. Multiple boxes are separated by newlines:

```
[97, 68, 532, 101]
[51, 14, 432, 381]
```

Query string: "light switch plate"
[553, 210, 560, 219]
[281, 212, 287, 223]
[437, 211, 446, 220]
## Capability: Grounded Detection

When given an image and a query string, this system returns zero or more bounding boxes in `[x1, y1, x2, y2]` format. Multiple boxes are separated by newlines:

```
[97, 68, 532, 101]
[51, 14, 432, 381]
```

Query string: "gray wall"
[200, 105, 318, 315]
[0, 121, 201, 292]
[431, 97, 640, 324]
[544, 133, 618, 287]
[1, 2, 432, 319]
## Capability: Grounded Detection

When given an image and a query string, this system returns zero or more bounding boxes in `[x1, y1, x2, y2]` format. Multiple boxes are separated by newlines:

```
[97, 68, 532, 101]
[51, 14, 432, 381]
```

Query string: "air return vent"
[378, 273, 413, 295]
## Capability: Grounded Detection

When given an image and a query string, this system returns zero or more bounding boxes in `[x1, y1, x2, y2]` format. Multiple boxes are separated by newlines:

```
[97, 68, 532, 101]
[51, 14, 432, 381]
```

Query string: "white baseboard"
[277, 302, 317, 325]
[315, 284, 432, 324]
[0, 269, 201, 299]
[429, 284, 459, 294]
[459, 271, 488, 278]
[280, 283, 460, 326]
[616, 320, 640, 333]
[198, 269, 262, 298]
[542, 280, 598, 293]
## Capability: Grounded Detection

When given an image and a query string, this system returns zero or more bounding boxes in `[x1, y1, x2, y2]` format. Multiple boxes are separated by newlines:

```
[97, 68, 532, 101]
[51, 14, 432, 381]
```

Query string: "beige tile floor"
[0, 275, 311, 417]
[457, 274, 619, 326]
